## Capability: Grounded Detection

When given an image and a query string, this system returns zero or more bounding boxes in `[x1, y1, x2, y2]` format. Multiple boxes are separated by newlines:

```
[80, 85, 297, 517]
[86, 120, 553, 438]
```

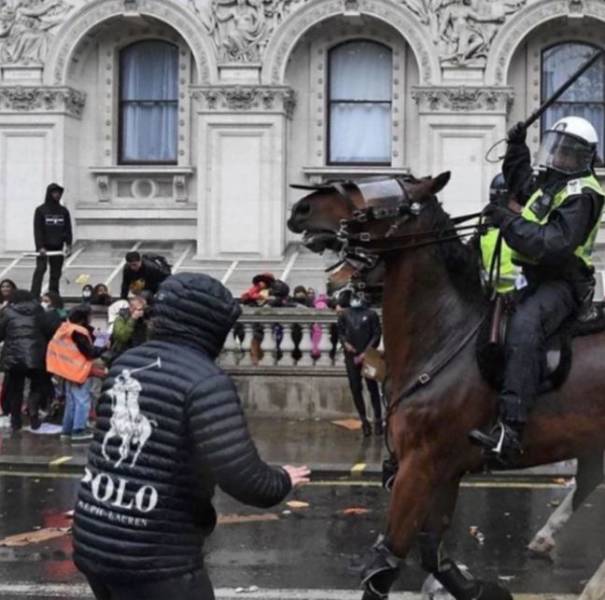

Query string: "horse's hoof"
[527, 534, 555, 559]
[476, 581, 513, 600]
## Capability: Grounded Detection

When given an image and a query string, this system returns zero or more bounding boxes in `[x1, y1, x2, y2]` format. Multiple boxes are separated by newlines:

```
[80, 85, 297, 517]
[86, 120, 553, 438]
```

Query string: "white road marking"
[0, 584, 579, 599]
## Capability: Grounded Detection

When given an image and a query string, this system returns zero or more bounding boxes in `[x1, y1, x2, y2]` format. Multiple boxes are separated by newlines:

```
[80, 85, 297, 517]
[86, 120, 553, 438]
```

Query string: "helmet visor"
[535, 130, 595, 175]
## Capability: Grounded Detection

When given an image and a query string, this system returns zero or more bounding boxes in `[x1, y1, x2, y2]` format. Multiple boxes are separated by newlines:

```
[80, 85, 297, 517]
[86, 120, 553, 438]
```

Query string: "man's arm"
[502, 142, 533, 205]
[120, 267, 130, 299]
[187, 374, 292, 508]
[497, 192, 604, 265]
[64, 206, 73, 248]
[367, 310, 382, 349]
[33, 207, 45, 251]
[72, 331, 105, 359]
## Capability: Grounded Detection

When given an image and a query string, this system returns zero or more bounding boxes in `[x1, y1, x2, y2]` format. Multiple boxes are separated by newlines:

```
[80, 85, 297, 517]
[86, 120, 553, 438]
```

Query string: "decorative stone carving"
[191, 85, 297, 117]
[0, 85, 86, 116]
[49, 0, 214, 85]
[400, 0, 526, 67]
[173, 174, 187, 202]
[411, 85, 514, 112]
[0, 0, 73, 65]
[96, 175, 110, 202]
[188, 0, 307, 63]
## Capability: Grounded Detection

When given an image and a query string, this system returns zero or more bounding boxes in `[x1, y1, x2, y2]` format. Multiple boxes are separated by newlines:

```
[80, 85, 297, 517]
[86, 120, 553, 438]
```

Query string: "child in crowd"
[47, 304, 106, 442]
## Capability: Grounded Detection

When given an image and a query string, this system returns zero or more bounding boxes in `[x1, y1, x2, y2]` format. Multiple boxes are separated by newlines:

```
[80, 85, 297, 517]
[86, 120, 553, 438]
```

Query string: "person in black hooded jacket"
[0, 290, 50, 432]
[31, 183, 73, 298]
[73, 273, 309, 600]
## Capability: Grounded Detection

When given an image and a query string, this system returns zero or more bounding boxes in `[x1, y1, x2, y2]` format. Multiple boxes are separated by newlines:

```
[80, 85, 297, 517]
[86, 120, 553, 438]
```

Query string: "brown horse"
[288, 173, 605, 600]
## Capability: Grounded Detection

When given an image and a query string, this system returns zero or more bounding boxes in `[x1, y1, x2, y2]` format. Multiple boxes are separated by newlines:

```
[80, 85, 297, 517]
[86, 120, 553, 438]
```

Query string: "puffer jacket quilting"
[72, 274, 291, 583]
[0, 301, 47, 371]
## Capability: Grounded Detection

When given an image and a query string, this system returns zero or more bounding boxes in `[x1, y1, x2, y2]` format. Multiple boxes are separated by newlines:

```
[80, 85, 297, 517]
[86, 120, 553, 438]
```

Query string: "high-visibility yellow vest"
[480, 228, 519, 294]
[511, 174, 604, 267]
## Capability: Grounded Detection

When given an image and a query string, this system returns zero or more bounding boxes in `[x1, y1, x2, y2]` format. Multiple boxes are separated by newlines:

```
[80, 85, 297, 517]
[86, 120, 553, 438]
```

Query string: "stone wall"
[0, 0, 604, 256]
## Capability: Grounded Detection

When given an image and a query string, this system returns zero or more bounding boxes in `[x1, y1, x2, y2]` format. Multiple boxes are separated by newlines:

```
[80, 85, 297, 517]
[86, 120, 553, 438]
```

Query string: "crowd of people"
[0, 250, 173, 439]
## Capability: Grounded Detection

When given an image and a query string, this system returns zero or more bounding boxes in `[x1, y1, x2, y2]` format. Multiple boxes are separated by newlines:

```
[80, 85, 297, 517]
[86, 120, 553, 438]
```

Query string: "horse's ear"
[429, 171, 451, 195]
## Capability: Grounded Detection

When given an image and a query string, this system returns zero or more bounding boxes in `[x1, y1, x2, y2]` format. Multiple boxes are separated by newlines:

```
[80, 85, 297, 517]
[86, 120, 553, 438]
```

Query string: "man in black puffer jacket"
[0, 290, 49, 432]
[73, 273, 309, 600]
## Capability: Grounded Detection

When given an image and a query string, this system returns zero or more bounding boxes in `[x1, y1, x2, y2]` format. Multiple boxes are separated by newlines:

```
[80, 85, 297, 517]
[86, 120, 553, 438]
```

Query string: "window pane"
[543, 43, 603, 102]
[121, 103, 178, 163]
[120, 41, 179, 163]
[542, 43, 605, 156]
[330, 41, 392, 101]
[121, 41, 178, 101]
[330, 103, 391, 163]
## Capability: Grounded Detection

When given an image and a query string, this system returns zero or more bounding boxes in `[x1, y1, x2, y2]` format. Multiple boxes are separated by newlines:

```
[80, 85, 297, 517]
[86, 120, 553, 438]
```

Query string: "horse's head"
[287, 172, 452, 254]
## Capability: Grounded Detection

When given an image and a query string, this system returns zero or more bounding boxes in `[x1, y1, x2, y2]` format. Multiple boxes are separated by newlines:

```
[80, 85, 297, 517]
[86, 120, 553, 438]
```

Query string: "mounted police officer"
[469, 116, 605, 464]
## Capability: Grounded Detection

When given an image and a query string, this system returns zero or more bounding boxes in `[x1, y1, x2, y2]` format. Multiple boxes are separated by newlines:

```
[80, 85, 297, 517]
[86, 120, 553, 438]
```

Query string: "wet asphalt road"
[0, 472, 603, 598]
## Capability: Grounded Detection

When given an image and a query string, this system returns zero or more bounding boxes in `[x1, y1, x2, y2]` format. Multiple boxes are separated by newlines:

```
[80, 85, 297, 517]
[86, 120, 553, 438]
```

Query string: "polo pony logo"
[101, 358, 161, 468]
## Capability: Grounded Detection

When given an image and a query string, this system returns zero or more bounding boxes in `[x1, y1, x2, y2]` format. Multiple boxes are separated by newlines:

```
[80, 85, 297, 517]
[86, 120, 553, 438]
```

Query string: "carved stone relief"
[0, 0, 73, 65]
[187, 0, 308, 63]
[191, 85, 296, 117]
[399, 0, 526, 67]
[0, 85, 85, 116]
[411, 85, 514, 112]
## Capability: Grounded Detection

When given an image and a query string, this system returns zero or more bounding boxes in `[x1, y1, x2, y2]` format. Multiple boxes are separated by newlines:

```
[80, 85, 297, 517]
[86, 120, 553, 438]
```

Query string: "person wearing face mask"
[30, 183, 72, 299]
[337, 292, 383, 437]
[81, 285, 93, 304]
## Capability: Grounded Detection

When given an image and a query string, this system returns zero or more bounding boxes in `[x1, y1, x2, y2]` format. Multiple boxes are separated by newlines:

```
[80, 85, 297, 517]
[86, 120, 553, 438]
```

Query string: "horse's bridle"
[325, 177, 483, 282]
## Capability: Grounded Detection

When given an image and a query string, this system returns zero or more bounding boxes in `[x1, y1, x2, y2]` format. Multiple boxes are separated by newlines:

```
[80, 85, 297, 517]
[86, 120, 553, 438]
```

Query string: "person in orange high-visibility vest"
[47, 304, 105, 442]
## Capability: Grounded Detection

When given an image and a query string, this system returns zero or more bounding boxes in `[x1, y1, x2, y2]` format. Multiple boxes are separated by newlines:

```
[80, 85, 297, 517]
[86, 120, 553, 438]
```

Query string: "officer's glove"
[483, 203, 516, 229]
[64, 245, 72, 258]
[506, 121, 527, 144]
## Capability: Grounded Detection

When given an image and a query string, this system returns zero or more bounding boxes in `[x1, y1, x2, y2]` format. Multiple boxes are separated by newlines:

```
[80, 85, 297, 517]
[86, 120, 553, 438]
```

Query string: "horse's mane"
[422, 196, 485, 307]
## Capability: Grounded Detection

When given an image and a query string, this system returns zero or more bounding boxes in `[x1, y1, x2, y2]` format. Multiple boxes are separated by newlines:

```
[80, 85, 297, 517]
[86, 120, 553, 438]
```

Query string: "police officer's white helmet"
[535, 116, 598, 175]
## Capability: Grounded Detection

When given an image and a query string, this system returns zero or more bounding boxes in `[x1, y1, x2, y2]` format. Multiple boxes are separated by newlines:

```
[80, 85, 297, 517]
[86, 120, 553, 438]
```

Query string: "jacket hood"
[45, 183, 64, 203]
[151, 273, 241, 358]
[9, 300, 40, 317]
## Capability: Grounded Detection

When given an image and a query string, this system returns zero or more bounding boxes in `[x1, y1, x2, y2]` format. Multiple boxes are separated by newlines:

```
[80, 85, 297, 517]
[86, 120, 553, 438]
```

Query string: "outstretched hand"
[283, 465, 311, 487]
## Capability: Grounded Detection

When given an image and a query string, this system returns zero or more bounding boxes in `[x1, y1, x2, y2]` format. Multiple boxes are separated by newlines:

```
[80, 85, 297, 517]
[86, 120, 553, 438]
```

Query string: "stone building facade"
[0, 0, 604, 260]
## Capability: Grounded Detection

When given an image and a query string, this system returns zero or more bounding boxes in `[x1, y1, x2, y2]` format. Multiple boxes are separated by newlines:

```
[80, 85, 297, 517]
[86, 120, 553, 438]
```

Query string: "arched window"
[328, 41, 392, 165]
[542, 42, 605, 157]
[119, 40, 179, 164]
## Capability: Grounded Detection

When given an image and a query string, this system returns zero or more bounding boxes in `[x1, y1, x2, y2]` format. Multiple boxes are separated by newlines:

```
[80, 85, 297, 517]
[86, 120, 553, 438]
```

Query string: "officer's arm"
[502, 142, 533, 205]
[500, 192, 603, 265]
[187, 374, 292, 508]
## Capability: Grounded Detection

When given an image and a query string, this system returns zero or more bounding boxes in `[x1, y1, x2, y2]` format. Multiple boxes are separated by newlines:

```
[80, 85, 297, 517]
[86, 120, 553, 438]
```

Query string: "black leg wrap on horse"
[382, 456, 398, 491]
[419, 532, 480, 600]
[360, 535, 402, 599]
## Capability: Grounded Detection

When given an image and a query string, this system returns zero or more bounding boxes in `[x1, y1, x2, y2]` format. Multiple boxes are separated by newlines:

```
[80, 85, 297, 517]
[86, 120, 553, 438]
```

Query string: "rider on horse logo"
[101, 359, 161, 468]
[469, 116, 605, 464]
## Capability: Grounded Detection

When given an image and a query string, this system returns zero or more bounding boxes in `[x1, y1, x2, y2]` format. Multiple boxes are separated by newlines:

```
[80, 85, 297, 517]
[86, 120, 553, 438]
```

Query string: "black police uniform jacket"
[72, 274, 291, 583]
[502, 140, 604, 299]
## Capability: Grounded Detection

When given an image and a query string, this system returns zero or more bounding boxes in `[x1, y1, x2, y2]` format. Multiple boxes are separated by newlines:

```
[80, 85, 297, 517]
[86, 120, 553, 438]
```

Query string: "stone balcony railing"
[219, 307, 356, 375]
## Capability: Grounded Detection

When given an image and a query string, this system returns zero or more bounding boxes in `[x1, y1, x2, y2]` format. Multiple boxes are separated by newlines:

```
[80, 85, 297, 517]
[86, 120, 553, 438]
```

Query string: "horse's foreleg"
[361, 454, 440, 600]
[528, 453, 603, 558]
[418, 480, 513, 600]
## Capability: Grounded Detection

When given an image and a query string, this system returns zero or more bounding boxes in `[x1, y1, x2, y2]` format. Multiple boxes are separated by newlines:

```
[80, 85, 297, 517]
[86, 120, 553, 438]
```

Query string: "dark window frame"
[540, 41, 605, 155]
[118, 39, 179, 166]
[327, 39, 393, 167]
